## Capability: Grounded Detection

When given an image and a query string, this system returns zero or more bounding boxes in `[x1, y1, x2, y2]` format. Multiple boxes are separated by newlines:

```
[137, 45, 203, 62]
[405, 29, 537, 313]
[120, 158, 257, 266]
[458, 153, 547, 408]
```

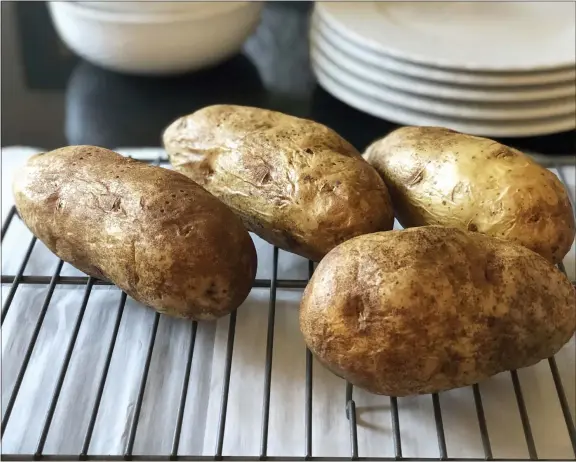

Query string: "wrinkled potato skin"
[13, 146, 257, 320]
[164, 105, 394, 261]
[363, 127, 575, 264]
[300, 226, 576, 396]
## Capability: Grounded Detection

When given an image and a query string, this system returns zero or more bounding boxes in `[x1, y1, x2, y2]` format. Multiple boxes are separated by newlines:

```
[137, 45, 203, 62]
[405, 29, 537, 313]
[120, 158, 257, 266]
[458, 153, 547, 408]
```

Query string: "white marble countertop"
[1, 146, 575, 460]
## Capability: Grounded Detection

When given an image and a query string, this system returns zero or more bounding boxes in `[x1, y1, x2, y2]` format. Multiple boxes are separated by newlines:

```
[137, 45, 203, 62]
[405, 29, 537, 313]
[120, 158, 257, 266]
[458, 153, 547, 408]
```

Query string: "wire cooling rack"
[1, 156, 575, 461]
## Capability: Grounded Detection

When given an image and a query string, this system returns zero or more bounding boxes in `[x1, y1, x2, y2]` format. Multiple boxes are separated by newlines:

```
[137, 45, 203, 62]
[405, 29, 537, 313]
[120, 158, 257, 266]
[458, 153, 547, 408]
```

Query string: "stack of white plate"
[310, 2, 576, 137]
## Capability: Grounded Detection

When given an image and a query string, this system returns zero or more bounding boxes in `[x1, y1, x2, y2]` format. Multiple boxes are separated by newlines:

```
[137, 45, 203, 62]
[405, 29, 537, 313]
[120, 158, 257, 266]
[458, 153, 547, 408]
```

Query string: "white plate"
[311, 45, 576, 121]
[316, 2, 576, 72]
[312, 20, 576, 103]
[312, 63, 576, 138]
[313, 12, 576, 88]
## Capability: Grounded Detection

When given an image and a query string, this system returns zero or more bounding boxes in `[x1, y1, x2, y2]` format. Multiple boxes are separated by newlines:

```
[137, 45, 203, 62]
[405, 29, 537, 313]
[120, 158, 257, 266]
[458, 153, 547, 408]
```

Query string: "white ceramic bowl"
[78, 1, 251, 16]
[48, 1, 263, 75]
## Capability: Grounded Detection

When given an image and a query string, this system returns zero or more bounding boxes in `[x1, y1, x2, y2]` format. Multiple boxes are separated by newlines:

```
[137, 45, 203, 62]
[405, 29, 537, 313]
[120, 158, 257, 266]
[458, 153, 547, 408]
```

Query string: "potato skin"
[363, 127, 575, 264]
[163, 105, 394, 261]
[300, 226, 576, 396]
[13, 146, 257, 320]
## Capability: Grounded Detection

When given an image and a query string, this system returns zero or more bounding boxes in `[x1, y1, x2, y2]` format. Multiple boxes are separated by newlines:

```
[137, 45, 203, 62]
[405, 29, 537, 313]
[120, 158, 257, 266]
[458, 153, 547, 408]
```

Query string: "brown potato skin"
[300, 226, 576, 396]
[363, 126, 575, 264]
[163, 105, 394, 261]
[13, 146, 257, 320]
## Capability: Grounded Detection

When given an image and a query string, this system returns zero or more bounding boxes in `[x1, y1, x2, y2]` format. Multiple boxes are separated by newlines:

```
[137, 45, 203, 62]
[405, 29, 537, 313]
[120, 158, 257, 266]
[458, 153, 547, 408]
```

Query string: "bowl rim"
[51, 1, 261, 24]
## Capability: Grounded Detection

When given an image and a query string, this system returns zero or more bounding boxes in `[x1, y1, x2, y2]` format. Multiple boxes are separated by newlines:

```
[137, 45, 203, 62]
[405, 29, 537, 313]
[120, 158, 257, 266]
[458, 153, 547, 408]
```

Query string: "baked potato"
[300, 226, 576, 396]
[363, 127, 575, 264]
[163, 105, 394, 261]
[12, 146, 257, 320]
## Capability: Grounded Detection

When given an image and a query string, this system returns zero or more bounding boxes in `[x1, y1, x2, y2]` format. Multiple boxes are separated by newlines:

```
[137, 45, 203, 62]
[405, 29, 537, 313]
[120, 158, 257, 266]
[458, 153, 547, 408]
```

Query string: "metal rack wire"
[1, 158, 575, 461]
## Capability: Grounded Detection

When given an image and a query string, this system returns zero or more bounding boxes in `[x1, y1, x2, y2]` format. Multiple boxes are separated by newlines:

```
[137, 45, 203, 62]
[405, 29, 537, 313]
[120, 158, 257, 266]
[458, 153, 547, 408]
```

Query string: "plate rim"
[311, 22, 576, 104]
[313, 12, 576, 88]
[312, 64, 576, 137]
[311, 43, 576, 121]
[316, 2, 576, 73]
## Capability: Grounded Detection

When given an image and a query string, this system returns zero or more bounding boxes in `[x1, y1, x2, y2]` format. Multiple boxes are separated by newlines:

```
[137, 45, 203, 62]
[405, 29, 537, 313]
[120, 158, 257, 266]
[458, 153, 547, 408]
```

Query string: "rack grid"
[1, 157, 575, 461]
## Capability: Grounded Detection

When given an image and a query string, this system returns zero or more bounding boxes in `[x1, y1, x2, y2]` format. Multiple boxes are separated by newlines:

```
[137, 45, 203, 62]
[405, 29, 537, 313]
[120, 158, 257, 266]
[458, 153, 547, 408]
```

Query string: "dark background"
[1, 1, 575, 155]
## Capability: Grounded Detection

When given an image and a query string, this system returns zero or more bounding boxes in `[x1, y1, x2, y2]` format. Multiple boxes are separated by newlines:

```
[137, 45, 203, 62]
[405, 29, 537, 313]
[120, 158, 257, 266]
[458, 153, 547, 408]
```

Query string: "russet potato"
[300, 226, 576, 396]
[163, 105, 394, 261]
[363, 127, 575, 264]
[13, 146, 257, 320]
